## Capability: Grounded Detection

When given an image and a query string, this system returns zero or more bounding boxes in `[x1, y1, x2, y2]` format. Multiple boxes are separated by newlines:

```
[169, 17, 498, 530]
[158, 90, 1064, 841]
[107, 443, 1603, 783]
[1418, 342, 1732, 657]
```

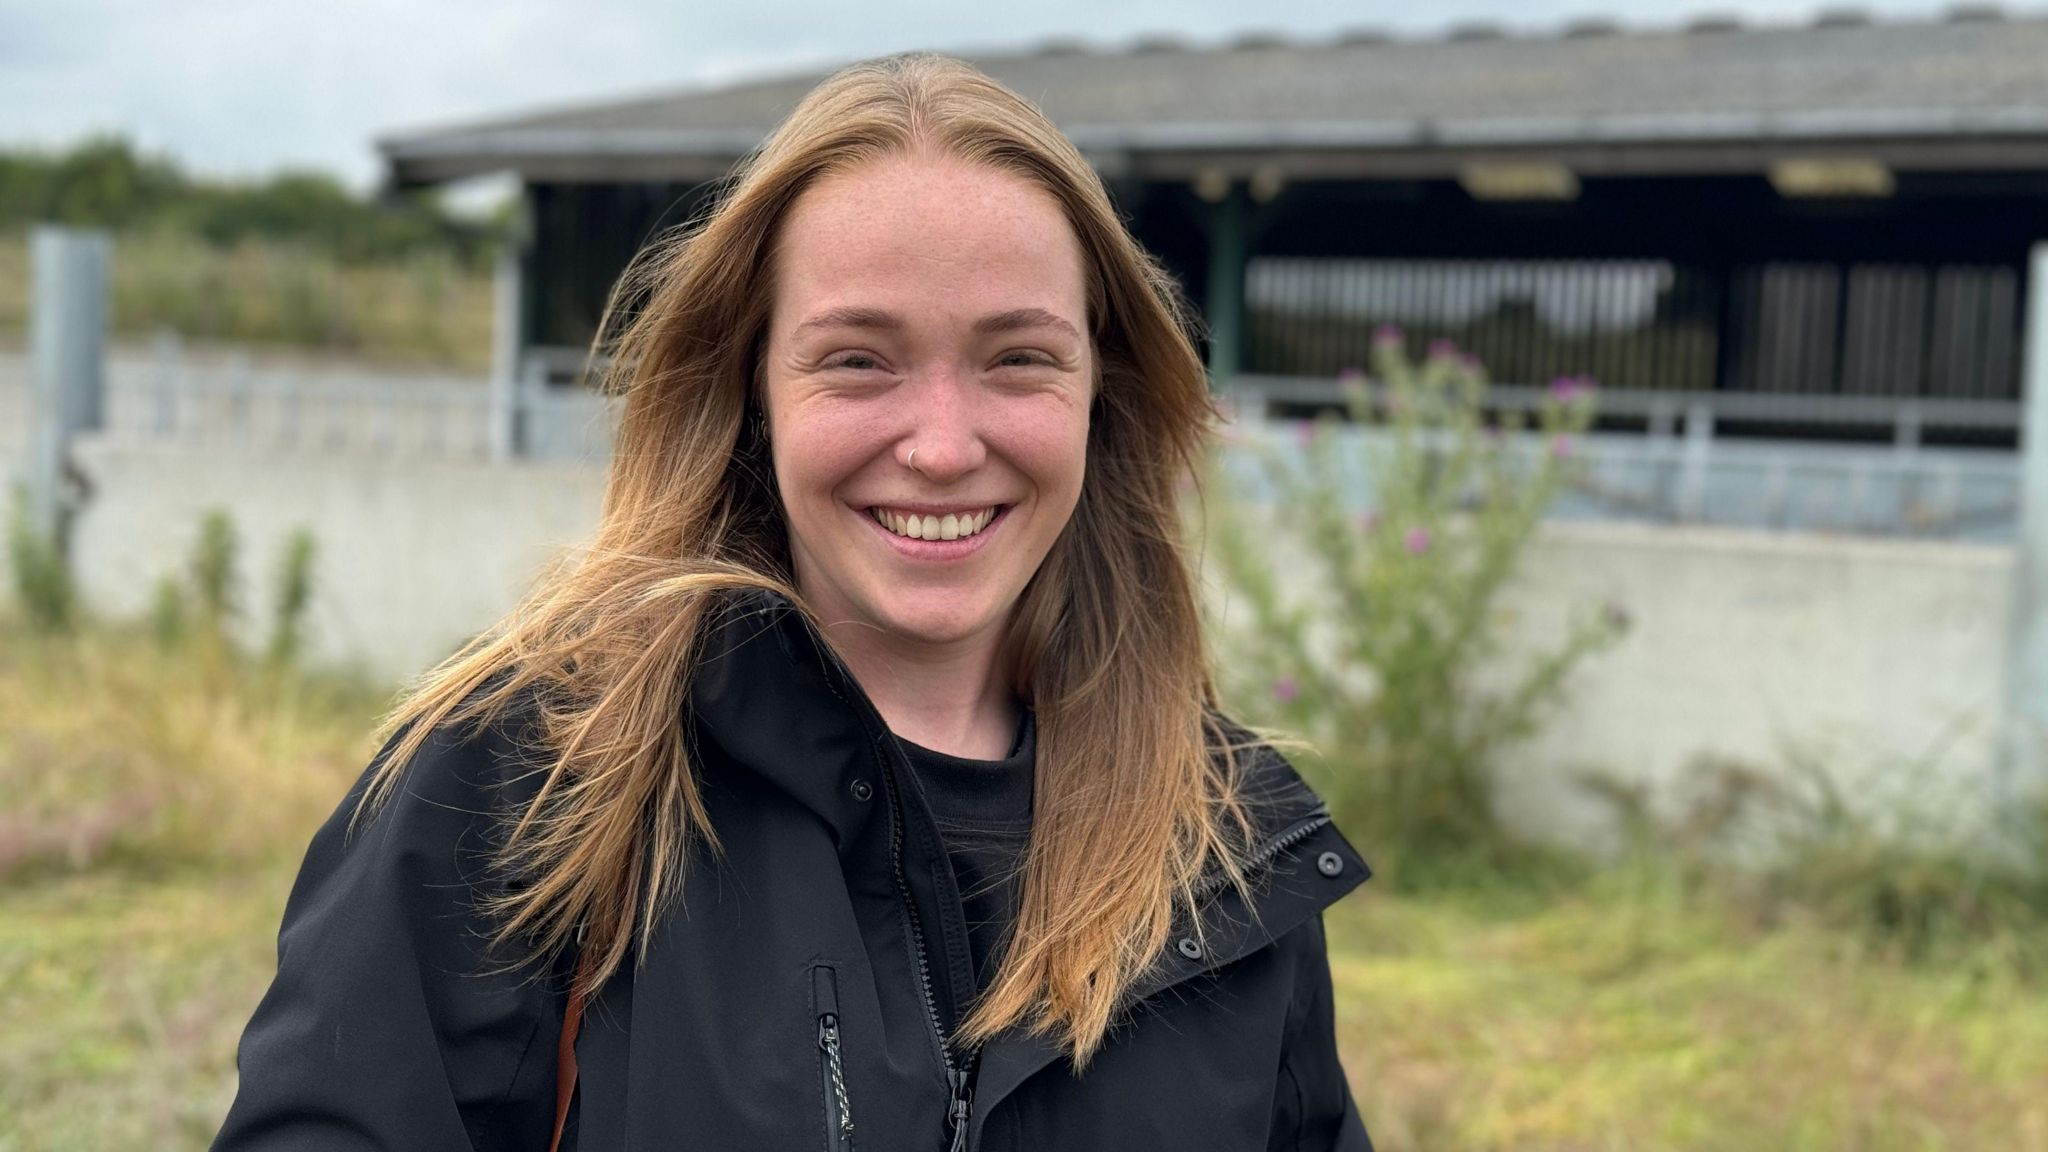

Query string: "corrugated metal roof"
[381, 12, 2048, 185]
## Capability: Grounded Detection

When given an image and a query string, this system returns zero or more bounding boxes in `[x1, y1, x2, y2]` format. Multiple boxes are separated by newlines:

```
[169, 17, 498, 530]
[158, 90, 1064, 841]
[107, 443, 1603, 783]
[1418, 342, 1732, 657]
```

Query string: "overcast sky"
[0, 0, 1997, 197]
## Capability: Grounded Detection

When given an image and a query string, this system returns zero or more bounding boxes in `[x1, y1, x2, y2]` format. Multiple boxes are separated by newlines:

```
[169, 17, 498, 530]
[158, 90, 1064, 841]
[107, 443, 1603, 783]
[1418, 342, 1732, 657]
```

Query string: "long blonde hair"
[357, 51, 1251, 1066]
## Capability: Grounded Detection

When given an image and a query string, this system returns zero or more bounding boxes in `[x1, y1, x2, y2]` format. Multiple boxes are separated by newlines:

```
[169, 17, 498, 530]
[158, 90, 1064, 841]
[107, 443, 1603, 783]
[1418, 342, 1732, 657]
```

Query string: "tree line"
[0, 137, 507, 267]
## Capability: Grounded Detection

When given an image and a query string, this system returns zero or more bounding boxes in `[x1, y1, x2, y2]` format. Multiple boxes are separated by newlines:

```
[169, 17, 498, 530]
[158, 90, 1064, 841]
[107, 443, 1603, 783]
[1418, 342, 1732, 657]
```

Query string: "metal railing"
[1223, 376, 2021, 541]
[1228, 373, 2022, 443]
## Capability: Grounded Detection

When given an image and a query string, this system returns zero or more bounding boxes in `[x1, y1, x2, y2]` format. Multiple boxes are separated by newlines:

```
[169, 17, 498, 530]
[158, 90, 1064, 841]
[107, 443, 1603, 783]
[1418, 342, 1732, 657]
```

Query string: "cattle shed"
[381, 10, 2048, 465]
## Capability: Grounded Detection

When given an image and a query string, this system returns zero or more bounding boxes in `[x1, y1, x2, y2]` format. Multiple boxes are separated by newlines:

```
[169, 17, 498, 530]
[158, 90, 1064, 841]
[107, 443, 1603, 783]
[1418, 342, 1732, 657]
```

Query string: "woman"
[214, 52, 1373, 1152]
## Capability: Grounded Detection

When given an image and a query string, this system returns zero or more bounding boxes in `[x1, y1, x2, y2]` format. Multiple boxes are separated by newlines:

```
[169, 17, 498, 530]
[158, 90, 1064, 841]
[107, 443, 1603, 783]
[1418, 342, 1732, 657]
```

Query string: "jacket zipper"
[813, 966, 856, 1151]
[807, 628, 977, 1152]
[1191, 809, 1334, 902]
[878, 767, 1330, 1151]
[1248, 810, 1333, 871]
[873, 733, 977, 1152]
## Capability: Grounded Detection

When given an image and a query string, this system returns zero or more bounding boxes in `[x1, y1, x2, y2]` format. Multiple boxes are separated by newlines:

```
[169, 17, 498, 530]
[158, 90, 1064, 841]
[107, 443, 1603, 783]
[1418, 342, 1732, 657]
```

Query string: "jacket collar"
[685, 587, 886, 845]
[685, 587, 1336, 852]
[972, 802, 1368, 1135]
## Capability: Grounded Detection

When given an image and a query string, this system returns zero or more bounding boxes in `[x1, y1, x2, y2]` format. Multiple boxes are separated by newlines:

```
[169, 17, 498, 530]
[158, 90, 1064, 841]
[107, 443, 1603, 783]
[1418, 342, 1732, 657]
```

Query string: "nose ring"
[907, 447, 919, 470]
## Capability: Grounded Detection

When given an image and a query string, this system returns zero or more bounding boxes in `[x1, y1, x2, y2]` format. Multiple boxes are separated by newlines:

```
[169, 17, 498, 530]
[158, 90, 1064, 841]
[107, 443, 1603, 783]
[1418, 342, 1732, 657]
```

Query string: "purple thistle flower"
[1372, 324, 1404, 349]
[1428, 338, 1458, 361]
[1271, 675, 1300, 704]
[1335, 365, 1366, 384]
[1549, 434, 1575, 459]
[1547, 376, 1582, 404]
[1404, 526, 1432, 555]
[1294, 420, 1317, 447]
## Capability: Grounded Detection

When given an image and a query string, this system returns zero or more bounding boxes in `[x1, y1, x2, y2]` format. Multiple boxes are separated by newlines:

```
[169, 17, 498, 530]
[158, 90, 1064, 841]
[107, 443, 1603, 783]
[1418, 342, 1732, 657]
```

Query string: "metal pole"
[25, 225, 111, 545]
[488, 242, 525, 461]
[2002, 241, 2048, 833]
[1677, 402, 1715, 522]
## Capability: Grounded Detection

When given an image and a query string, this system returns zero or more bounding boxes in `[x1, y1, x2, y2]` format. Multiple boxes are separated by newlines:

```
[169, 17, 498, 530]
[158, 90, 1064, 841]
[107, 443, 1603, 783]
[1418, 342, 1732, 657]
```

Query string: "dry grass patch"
[0, 623, 381, 878]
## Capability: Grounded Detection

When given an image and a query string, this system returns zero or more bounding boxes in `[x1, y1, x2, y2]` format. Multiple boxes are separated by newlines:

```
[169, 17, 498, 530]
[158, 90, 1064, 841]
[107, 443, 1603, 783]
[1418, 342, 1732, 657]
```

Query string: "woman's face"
[762, 152, 1093, 653]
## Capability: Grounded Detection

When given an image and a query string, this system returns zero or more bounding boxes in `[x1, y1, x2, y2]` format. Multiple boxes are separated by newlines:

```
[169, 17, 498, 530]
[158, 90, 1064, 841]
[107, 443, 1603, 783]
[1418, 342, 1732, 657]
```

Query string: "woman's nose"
[901, 369, 986, 480]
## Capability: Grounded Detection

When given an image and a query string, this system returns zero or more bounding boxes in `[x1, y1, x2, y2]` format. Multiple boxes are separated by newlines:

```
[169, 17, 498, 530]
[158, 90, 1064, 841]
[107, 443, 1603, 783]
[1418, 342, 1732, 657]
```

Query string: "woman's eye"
[996, 350, 1052, 369]
[827, 353, 882, 371]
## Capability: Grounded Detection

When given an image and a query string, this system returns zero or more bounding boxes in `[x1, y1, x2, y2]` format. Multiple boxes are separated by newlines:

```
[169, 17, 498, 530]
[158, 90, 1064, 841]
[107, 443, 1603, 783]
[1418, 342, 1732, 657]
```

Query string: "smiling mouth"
[867, 505, 1004, 542]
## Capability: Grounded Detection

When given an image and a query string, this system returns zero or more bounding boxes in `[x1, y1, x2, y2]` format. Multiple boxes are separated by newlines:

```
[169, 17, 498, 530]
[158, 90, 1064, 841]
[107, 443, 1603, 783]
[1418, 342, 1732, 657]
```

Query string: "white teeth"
[872, 506, 998, 541]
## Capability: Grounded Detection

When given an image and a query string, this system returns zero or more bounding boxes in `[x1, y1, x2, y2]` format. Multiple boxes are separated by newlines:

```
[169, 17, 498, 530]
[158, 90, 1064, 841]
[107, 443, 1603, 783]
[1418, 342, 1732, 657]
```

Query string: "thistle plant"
[1206, 332, 1628, 884]
[266, 528, 317, 667]
[6, 487, 76, 633]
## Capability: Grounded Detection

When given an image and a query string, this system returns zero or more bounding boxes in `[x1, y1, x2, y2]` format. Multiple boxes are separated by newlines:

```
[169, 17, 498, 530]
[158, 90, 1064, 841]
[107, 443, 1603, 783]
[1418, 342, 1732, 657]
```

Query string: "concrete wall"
[1488, 519, 2013, 849]
[45, 434, 2022, 849]
[67, 437, 603, 678]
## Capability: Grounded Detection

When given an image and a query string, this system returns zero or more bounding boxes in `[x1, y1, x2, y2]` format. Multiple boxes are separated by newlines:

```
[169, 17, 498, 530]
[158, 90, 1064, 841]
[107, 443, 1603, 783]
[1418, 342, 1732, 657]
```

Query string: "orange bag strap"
[549, 951, 593, 1152]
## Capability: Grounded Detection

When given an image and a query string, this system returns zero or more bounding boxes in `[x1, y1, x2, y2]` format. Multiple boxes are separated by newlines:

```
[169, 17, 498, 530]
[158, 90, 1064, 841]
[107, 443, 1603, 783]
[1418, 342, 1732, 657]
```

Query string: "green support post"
[1205, 182, 1249, 389]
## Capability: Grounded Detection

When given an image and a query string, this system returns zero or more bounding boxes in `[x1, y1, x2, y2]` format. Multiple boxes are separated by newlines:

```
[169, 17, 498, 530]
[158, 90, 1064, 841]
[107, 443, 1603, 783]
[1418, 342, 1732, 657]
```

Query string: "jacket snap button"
[849, 779, 873, 803]
[1316, 851, 1344, 877]
[1176, 937, 1203, 960]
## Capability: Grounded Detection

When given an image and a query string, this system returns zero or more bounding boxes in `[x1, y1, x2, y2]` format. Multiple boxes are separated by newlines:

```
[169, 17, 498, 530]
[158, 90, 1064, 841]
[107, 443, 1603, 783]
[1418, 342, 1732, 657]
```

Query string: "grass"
[0, 865, 294, 1149]
[0, 229, 494, 372]
[0, 619, 381, 1149]
[1328, 885, 2048, 1151]
[3, 621, 2045, 1150]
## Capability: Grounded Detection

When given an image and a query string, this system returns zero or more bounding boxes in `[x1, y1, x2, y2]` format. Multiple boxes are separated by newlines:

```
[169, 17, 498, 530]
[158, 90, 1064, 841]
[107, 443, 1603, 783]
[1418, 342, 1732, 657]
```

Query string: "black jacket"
[213, 591, 1375, 1151]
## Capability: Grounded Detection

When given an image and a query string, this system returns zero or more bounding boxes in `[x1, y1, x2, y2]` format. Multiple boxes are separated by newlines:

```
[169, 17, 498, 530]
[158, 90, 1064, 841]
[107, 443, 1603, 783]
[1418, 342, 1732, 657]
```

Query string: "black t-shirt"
[897, 709, 1035, 995]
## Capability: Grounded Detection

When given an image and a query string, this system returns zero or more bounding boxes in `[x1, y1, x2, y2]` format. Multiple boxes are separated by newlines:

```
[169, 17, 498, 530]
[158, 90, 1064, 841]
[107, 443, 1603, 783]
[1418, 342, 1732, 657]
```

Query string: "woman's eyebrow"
[974, 308, 1081, 341]
[793, 306, 900, 337]
[791, 306, 1080, 341]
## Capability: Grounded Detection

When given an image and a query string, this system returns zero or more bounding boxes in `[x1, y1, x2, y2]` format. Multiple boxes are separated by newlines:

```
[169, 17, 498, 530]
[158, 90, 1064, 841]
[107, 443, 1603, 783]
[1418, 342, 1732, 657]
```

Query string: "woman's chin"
[870, 596, 1007, 650]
